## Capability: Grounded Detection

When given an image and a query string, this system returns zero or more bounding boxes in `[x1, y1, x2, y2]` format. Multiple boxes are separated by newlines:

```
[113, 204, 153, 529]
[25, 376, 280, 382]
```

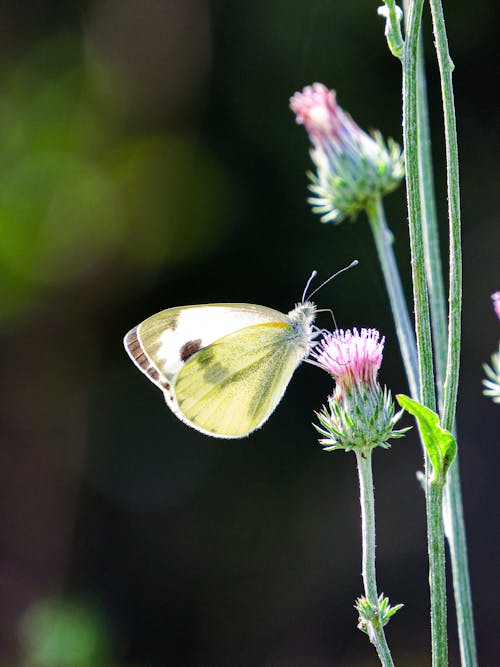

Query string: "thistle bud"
[290, 83, 404, 223]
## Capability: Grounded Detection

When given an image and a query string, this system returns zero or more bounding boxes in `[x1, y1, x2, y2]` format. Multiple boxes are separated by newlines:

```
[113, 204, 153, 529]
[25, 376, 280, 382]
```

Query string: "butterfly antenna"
[306, 260, 359, 301]
[301, 269, 318, 303]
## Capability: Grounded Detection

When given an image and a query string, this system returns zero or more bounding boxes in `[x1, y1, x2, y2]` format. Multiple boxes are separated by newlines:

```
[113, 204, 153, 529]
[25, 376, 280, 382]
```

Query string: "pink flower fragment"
[312, 328, 385, 396]
[492, 292, 500, 321]
[290, 83, 345, 146]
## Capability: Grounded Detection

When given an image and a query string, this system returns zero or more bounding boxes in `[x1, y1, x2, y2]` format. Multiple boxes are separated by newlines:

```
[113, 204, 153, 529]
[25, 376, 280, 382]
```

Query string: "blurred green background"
[0, 1, 497, 665]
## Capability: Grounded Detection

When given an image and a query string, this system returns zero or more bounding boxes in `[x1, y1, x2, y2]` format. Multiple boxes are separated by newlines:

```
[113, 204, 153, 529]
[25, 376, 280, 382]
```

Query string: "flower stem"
[403, 2, 450, 664]
[367, 199, 419, 400]
[428, 0, 461, 433]
[416, 27, 476, 666]
[428, 478, 448, 666]
[402, 0, 436, 414]
[381, 2, 476, 663]
[443, 467, 477, 666]
[428, 0, 477, 663]
[415, 39, 448, 398]
[355, 448, 395, 667]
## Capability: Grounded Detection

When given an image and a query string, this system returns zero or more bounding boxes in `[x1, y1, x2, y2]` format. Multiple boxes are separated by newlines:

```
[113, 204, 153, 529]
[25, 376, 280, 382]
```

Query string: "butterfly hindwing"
[172, 322, 303, 438]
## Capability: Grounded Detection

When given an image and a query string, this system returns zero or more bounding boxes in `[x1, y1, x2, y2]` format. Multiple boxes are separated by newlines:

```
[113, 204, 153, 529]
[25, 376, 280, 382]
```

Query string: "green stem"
[428, 1, 477, 664]
[382, 3, 476, 663]
[367, 199, 419, 399]
[355, 448, 395, 667]
[427, 2, 460, 449]
[415, 40, 448, 398]
[403, 2, 448, 664]
[443, 468, 477, 666]
[416, 23, 476, 666]
[428, 479, 449, 666]
[403, 0, 436, 414]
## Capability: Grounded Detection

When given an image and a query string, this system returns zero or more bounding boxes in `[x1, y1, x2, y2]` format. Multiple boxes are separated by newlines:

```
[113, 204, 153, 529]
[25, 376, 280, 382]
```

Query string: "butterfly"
[124, 262, 357, 439]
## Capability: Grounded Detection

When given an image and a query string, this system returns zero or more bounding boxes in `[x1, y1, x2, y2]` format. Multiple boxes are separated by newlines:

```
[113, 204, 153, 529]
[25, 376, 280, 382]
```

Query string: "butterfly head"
[287, 300, 317, 353]
[289, 300, 316, 323]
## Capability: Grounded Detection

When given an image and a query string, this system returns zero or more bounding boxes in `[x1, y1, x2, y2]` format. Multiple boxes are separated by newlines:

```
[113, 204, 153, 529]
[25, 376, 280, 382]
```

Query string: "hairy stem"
[381, 1, 475, 663]
[428, 479, 448, 666]
[403, 1, 449, 664]
[356, 449, 395, 667]
[367, 199, 419, 400]
[428, 0, 461, 432]
[415, 40, 448, 397]
[428, 0, 477, 663]
[403, 0, 436, 414]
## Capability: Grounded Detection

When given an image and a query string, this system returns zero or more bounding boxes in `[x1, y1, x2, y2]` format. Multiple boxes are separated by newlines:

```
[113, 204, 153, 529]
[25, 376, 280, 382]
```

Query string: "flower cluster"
[290, 83, 404, 224]
[312, 328, 408, 451]
[483, 292, 500, 404]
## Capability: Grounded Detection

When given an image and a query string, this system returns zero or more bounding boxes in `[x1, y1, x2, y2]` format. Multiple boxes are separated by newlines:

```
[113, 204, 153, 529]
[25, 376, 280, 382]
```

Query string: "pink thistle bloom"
[491, 292, 500, 321]
[290, 83, 403, 223]
[312, 328, 408, 451]
[312, 328, 384, 398]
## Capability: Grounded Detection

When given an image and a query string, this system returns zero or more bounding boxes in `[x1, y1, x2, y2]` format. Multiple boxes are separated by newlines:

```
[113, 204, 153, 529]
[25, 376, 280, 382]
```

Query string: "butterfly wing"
[124, 304, 291, 389]
[172, 321, 305, 438]
[124, 304, 306, 438]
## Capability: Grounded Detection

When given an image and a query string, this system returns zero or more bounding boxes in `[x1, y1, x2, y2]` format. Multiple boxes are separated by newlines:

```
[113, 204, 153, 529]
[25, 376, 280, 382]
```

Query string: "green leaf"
[383, 603, 404, 621]
[396, 394, 457, 484]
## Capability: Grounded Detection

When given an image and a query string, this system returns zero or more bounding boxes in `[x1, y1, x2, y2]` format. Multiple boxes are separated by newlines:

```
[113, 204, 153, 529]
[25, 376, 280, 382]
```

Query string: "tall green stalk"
[428, 1, 477, 663]
[381, 1, 476, 662]
[415, 40, 448, 396]
[402, 0, 436, 414]
[394, 1, 476, 664]
[417, 31, 476, 665]
[427, 4, 460, 435]
[403, 1, 450, 664]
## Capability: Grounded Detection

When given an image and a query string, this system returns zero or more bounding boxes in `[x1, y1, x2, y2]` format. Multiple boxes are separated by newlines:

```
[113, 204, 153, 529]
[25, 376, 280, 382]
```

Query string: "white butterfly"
[124, 263, 356, 439]
[124, 301, 316, 438]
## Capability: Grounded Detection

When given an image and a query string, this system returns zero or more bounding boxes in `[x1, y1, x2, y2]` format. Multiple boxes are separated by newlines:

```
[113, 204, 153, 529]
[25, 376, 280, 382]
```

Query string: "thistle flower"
[483, 292, 500, 404]
[312, 328, 384, 399]
[290, 83, 404, 223]
[312, 328, 408, 451]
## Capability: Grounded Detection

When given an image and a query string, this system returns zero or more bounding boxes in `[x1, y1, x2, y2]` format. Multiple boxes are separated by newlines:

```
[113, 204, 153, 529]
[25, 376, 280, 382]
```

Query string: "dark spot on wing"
[196, 346, 215, 366]
[203, 361, 229, 384]
[180, 339, 202, 362]
[180, 342, 227, 383]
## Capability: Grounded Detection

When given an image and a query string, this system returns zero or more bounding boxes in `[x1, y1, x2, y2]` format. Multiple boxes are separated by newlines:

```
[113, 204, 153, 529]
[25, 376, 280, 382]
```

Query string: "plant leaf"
[396, 394, 457, 484]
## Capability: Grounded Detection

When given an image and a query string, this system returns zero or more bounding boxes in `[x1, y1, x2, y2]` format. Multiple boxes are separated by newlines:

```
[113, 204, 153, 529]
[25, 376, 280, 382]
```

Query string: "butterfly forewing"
[173, 322, 303, 437]
[132, 304, 290, 384]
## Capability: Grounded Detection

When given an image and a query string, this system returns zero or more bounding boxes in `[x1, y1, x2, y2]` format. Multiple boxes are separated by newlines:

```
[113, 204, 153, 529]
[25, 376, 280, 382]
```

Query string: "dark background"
[0, 1, 497, 665]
